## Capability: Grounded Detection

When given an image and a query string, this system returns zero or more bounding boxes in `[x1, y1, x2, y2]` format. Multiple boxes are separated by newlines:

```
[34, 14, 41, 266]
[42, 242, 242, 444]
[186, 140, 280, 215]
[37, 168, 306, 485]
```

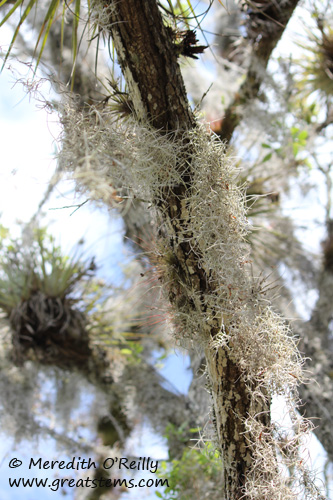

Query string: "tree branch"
[216, 0, 300, 142]
[107, 2, 279, 498]
[108, 0, 194, 131]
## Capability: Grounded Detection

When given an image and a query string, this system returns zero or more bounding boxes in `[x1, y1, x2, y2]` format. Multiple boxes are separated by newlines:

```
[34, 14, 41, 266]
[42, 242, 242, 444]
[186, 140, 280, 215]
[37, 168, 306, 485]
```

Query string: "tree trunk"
[206, 347, 271, 499]
[107, 1, 276, 497]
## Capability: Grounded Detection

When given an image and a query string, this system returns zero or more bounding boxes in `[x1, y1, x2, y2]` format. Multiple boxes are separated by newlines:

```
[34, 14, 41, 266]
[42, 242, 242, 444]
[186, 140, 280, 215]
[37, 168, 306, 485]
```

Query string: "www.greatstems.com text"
[7, 456, 168, 493]
[9, 476, 168, 492]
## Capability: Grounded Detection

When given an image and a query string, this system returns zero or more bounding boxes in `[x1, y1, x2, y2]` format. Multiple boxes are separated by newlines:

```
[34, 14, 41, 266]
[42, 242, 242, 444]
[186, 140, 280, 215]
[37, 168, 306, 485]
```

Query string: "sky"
[0, 62, 126, 283]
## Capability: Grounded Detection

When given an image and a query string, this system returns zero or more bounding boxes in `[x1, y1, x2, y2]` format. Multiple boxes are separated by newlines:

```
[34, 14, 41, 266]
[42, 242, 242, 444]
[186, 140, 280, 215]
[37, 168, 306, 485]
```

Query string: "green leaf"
[34, 0, 61, 71]
[303, 158, 312, 169]
[120, 348, 133, 355]
[1, 0, 38, 70]
[290, 126, 299, 137]
[0, 225, 9, 239]
[298, 130, 308, 142]
[0, 0, 24, 24]
[70, 0, 81, 89]
[262, 153, 272, 163]
[292, 143, 299, 157]
[261, 143, 271, 149]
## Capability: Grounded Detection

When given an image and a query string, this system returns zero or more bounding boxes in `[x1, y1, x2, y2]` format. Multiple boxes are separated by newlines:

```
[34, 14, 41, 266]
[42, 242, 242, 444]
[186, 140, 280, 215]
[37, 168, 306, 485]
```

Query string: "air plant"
[0, 223, 98, 364]
[296, 18, 333, 99]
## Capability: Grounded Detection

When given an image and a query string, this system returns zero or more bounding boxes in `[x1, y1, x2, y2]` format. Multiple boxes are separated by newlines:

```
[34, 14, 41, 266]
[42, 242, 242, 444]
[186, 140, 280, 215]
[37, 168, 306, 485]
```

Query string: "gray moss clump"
[58, 98, 322, 499]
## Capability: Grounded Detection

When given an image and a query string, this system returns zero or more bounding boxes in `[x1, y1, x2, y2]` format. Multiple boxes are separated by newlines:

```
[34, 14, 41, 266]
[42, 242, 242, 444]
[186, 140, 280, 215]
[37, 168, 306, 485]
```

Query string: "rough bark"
[108, 0, 194, 131]
[205, 347, 270, 498]
[108, 1, 271, 498]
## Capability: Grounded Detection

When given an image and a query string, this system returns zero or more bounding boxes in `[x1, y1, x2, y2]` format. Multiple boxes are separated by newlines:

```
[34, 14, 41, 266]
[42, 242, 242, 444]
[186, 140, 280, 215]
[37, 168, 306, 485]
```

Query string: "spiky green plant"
[296, 20, 333, 98]
[0, 0, 75, 70]
[0, 224, 99, 364]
